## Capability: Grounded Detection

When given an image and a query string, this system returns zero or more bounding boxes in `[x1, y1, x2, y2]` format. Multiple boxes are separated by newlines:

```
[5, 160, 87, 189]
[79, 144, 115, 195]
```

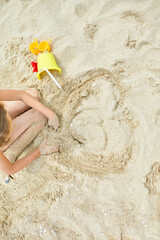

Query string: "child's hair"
[0, 103, 11, 147]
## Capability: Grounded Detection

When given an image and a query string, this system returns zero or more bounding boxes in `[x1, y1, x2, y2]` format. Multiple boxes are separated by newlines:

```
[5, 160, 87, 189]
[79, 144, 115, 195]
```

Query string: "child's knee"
[29, 109, 47, 122]
[35, 110, 47, 123]
[30, 120, 46, 128]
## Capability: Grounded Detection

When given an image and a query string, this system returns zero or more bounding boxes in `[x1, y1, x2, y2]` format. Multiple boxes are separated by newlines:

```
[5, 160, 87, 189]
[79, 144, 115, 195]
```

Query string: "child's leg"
[0, 108, 47, 152]
[1, 88, 40, 119]
[4, 120, 46, 163]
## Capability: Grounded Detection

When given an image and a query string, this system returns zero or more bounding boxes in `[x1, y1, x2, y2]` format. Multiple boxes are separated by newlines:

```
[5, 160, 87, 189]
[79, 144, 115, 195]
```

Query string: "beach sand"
[0, 0, 160, 239]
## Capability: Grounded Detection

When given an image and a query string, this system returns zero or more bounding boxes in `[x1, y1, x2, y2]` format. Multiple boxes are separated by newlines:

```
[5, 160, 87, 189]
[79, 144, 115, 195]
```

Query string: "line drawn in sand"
[55, 69, 138, 176]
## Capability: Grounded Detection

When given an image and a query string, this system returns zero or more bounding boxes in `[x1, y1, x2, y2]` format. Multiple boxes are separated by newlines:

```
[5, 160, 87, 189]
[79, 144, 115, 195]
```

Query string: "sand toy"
[29, 39, 40, 55]
[29, 38, 52, 54]
[29, 39, 62, 89]
[37, 52, 62, 90]
[38, 39, 51, 52]
[31, 61, 38, 72]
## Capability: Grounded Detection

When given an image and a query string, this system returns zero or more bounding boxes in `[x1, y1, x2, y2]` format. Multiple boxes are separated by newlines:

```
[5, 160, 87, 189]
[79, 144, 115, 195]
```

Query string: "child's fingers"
[51, 146, 59, 152]
[46, 145, 58, 153]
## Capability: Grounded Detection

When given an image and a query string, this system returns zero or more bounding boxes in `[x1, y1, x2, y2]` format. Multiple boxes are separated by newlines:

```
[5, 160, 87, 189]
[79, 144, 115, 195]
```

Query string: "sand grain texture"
[0, 0, 160, 239]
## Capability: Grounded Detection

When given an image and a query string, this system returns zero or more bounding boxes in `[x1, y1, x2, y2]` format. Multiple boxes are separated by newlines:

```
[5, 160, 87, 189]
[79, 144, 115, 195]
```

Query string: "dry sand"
[0, 0, 160, 239]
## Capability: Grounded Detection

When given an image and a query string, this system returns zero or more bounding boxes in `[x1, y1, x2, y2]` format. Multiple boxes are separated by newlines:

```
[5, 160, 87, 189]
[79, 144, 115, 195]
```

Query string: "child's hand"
[38, 139, 59, 155]
[48, 112, 59, 130]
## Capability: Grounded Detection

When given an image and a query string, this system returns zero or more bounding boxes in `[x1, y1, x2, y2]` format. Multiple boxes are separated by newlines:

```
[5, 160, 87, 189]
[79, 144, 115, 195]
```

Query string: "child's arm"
[22, 92, 59, 129]
[0, 89, 53, 119]
[0, 148, 40, 175]
[0, 89, 59, 129]
[22, 92, 53, 119]
[0, 141, 58, 175]
[0, 89, 24, 101]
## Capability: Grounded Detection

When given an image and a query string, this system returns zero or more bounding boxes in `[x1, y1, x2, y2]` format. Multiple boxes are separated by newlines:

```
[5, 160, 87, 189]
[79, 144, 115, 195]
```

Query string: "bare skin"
[0, 89, 59, 175]
[1, 88, 40, 119]
[0, 88, 58, 161]
[0, 88, 46, 152]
